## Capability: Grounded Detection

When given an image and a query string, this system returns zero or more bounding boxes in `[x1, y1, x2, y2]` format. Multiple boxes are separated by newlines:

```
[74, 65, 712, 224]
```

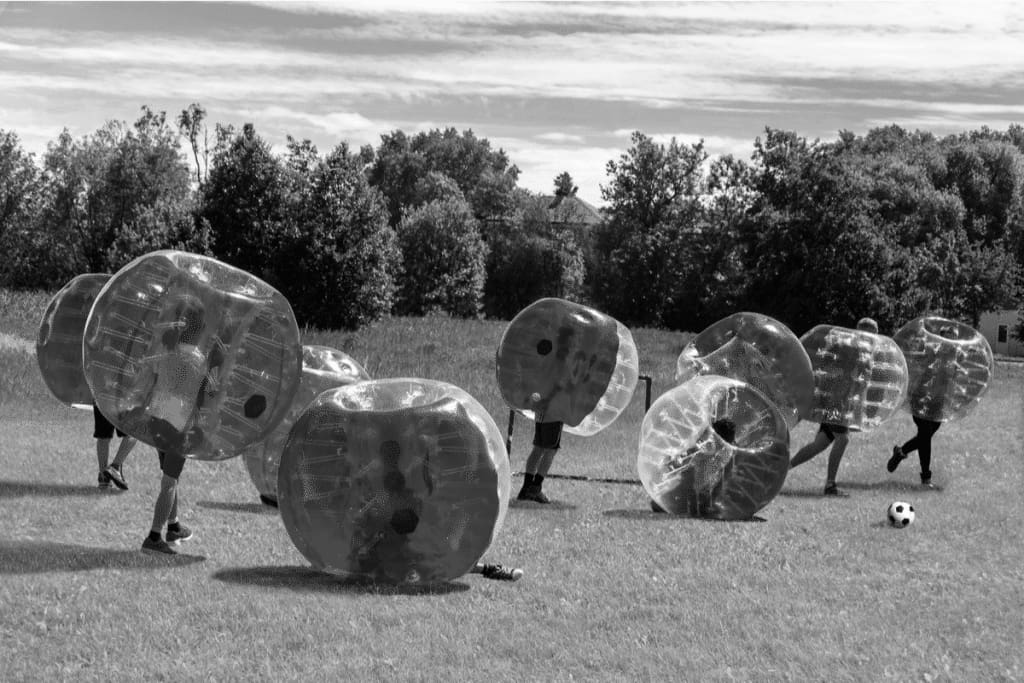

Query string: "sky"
[1, 1, 1022, 207]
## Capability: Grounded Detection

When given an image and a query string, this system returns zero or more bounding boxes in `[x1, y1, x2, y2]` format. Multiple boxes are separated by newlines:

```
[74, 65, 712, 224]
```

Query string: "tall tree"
[368, 127, 519, 226]
[176, 102, 209, 186]
[201, 122, 287, 280]
[553, 171, 577, 197]
[590, 131, 707, 327]
[278, 143, 400, 329]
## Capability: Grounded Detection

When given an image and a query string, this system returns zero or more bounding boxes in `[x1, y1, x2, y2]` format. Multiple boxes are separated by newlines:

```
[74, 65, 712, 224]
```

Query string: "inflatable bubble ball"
[242, 345, 370, 504]
[496, 297, 639, 436]
[36, 273, 112, 408]
[277, 378, 512, 585]
[799, 324, 908, 432]
[638, 375, 790, 520]
[83, 250, 303, 460]
[675, 312, 814, 429]
[892, 316, 994, 423]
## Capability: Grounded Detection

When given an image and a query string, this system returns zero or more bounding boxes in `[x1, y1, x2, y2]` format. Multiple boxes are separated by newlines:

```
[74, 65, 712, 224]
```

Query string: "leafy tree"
[590, 131, 707, 327]
[200, 122, 287, 280]
[176, 102, 209, 186]
[368, 127, 519, 226]
[395, 196, 487, 317]
[553, 172, 577, 197]
[278, 143, 400, 329]
[483, 190, 586, 319]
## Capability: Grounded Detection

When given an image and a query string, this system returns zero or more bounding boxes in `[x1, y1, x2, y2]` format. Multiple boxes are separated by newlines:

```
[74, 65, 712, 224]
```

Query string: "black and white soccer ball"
[887, 501, 915, 527]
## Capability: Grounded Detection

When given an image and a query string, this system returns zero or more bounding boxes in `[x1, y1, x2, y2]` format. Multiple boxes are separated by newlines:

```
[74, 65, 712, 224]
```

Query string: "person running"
[650, 417, 737, 515]
[789, 317, 879, 497]
[93, 402, 137, 490]
[888, 416, 942, 489]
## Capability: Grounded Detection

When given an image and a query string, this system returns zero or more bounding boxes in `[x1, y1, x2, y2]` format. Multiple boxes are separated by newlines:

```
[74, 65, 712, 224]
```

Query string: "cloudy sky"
[1, 1, 1022, 205]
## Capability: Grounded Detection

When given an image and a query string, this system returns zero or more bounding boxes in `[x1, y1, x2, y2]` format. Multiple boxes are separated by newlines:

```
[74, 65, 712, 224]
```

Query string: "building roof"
[543, 194, 604, 226]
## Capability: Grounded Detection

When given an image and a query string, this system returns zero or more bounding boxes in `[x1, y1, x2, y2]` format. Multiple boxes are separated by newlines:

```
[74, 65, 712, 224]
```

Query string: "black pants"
[900, 416, 942, 476]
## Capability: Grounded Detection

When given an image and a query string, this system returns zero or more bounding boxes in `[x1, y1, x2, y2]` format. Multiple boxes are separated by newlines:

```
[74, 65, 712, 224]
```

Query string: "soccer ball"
[887, 501, 915, 527]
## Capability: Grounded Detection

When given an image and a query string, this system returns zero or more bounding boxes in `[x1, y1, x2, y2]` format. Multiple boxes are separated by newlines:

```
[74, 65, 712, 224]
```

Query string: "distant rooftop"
[542, 194, 604, 226]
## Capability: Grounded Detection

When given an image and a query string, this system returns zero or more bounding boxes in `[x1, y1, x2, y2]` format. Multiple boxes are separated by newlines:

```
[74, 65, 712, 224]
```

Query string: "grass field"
[1, 288, 1022, 681]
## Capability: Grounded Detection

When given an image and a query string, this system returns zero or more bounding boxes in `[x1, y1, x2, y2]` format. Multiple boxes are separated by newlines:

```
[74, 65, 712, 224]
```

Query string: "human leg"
[789, 428, 832, 469]
[142, 451, 188, 554]
[517, 422, 562, 503]
[824, 433, 850, 495]
[105, 435, 136, 490]
[914, 418, 941, 484]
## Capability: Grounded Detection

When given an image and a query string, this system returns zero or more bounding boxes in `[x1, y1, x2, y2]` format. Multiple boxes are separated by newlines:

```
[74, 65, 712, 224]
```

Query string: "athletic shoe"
[479, 563, 523, 581]
[823, 483, 849, 497]
[920, 473, 937, 490]
[650, 500, 667, 513]
[887, 445, 906, 473]
[166, 524, 193, 543]
[516, 485, 550, 504]
[142, 536, 177, 555]
[97, 471, 111, 490]
[104, 465, 128, 490]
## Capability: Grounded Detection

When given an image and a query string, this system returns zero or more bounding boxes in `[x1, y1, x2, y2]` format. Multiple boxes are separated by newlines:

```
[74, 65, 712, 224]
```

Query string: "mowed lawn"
[1, 288, 1022, 681]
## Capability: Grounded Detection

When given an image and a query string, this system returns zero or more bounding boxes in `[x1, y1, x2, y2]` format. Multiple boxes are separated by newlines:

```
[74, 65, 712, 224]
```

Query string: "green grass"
[1, 289, 1022, 681]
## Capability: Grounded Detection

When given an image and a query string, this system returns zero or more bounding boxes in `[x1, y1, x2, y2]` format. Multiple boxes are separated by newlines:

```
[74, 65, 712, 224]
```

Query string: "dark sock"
[148, 530, 161, 543]
[522, 473, 535, 487]
[167, 521, 181, 533]
[534, 475, 544, 488]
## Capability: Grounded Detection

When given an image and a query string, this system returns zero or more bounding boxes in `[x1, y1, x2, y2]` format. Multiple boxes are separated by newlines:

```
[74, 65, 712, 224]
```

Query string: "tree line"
[1, 104, 1021, 335]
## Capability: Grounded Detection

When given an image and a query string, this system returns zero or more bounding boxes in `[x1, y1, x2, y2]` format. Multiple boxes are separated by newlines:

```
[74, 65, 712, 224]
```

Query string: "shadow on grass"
[778, 480, 942, 498]
[0, 480, 113, 498]
[509, 499, 577, 511]
[601, 509, 767, 523]
[197, 500, 277, 515]
[212, 565, 470, 595]
[0, 538, 206, 573]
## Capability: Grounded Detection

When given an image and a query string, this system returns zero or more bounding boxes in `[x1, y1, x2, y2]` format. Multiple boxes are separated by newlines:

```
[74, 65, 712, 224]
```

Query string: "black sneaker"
[824, 483, 849, 497]
[166, 524, 193, 543]
[105, 465, 128, 490]
[477, 563, 523, 581]
[97, 471, 111, 490]
[650, 499, 667, 513]
[142, 536, 177, 555]
[887, 445, 906, 473]
[920, 473, 938, 490]
[516, 485, 550, 504]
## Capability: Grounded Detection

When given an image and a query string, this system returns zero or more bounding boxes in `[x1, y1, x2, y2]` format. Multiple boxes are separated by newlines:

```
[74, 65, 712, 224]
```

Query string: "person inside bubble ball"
[140, 296, 223, 555]
[789, 316, 879, 497]
[886, 320, 958, 490]
[650, 417, 737, 515]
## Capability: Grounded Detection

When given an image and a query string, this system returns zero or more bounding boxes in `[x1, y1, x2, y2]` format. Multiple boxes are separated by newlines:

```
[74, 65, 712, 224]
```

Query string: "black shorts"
[93, 404, 126, 439]
[533, 421, 563, 450]
[158, 450, 187, 480]
[819, 423, 849, 442]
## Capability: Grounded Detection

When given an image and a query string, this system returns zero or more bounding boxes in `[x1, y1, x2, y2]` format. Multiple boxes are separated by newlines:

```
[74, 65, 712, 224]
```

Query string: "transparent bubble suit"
[892, 316, 994, 422]
[36, 273, 111, 407]
[799, 325, 908, 431]
[83, 250, 302, 460]
[638, 376, 790, 520]
[675, 312, 814, 429]
[242, 345, 371, 503]
[277, 378, 512, 585]
[496, 298, 639, 436]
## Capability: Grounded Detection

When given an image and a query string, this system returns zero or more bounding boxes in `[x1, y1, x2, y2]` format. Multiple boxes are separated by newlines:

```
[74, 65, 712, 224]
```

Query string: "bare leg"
[150, 474, 178, 534]
[96, 438, 111, 471]
[790, 431, 831, 469]
[110, 437, 137, 469]
[825, 434, 850, 485]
